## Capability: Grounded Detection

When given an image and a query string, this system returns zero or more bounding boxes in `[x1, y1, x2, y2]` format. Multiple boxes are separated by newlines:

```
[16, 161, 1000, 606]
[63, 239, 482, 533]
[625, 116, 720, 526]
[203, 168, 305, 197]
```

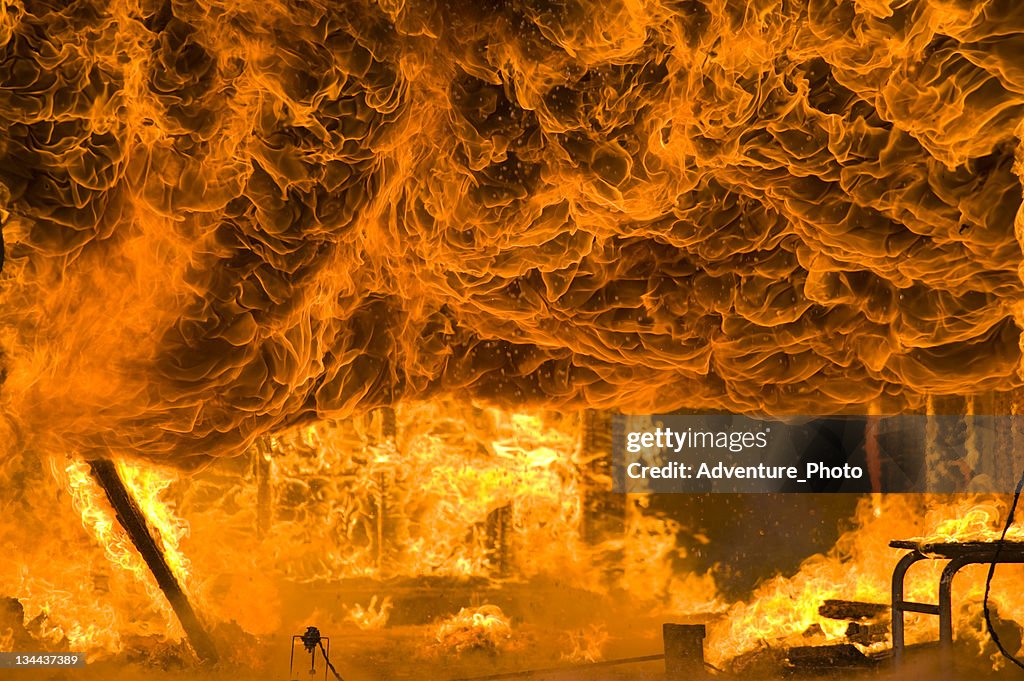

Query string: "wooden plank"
[88, 459, 218, 663]
[818, 599, 889, 621]
[786, 644, 877, 669]
[845, 621, 890, 645]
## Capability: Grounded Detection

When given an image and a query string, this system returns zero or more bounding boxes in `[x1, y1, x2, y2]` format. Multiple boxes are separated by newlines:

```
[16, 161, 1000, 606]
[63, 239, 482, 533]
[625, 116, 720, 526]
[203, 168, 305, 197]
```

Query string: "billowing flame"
[0, 0, 1022, 466]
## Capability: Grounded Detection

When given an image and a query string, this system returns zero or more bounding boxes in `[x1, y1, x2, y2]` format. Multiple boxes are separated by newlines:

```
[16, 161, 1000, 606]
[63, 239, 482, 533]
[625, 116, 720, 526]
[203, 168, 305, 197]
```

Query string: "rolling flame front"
[0, 0, 1022, 464]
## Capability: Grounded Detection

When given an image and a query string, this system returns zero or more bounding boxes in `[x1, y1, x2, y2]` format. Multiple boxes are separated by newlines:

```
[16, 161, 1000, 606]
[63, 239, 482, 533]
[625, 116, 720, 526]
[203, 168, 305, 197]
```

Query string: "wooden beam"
[88, 458, 218, 664]
[254, 438, 274, 539]
[818, 599, 889, 621]
[663, 623, 707, 679]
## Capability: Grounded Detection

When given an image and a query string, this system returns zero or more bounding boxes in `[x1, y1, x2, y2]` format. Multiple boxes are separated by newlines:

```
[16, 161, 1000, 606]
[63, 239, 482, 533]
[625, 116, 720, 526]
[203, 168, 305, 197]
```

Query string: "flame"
[0, 627, 13, 654]
[921, 497, 1024, 543]
[1, 0, 1023, 668]
[169, 399, 702, 621]
[53, 456, 186, 649]
[429, 605, 517, 656]
[0, 0, 1021, 467]
[60, 458, 157, 593]
[117, 460, 197, 597]
[703, 493, 1024, 668]
[0, 452, 192, 656]
[560, 625, 609, 663]
[344, 595, 393, 631]
[5, 403, 1024, 674]
[255, 402, 586, 581]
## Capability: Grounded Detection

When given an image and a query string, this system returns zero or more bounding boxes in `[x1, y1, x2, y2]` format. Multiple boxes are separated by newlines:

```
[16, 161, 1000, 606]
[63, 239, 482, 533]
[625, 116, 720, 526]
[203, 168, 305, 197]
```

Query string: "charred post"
[580, 410, 625, 545]
[372, 407, 398, 575]
[87, 458, 219, 664]
[485, 504, 512, 577]
[254, 437, 274, 540]
[663, 623, 706, 679]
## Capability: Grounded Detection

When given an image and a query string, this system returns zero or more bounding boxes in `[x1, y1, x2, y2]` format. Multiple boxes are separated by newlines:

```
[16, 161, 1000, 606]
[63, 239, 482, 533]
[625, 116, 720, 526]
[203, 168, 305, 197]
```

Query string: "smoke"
[0, 0, 1023, 465]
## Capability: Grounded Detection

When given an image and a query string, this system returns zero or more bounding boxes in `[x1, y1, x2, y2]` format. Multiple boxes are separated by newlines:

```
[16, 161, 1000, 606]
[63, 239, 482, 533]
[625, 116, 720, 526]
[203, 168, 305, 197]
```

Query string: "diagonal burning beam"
[87, 458, 218, 664]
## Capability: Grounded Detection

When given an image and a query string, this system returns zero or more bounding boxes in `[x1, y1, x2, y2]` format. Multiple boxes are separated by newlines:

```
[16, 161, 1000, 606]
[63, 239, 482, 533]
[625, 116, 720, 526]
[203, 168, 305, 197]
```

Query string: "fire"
[344, 596, 393, 631]
[0, 452, 193, 657]
[0, 0, 1022, 674]
[560, 625, 610, 663]
[703, 494, 1024, 668]
[168, 401, 705, 621]
[430, 605, 517, 656]
[4, 405, 1024, 675]
[117, 460, 196, 597]
[922, 497, 1024, 543]
[52, 456, 186, 650]
[59, 457, 157, 593]
[244, 402, 587, 582]
[0, 0, 1021, 466]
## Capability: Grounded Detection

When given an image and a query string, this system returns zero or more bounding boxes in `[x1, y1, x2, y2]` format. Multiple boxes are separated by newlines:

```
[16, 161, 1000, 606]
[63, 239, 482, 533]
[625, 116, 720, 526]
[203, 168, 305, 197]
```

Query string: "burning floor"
[3, 403, 1024, 680]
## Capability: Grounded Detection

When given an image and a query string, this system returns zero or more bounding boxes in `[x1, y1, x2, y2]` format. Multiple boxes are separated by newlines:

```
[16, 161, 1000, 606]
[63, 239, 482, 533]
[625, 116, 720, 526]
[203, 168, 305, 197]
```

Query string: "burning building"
[1, 0, 1024, 678]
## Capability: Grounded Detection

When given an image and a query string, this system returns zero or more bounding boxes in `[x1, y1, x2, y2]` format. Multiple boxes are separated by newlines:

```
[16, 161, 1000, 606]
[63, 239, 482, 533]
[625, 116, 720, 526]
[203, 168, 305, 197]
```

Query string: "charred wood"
[87, 458, 218, 664]
[818, 599, 889, 621]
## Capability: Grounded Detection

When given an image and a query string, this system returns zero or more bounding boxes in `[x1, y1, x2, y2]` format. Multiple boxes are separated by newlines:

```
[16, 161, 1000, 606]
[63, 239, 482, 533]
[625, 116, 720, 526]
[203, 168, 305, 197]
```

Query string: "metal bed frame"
[890, 539, 1024, 664]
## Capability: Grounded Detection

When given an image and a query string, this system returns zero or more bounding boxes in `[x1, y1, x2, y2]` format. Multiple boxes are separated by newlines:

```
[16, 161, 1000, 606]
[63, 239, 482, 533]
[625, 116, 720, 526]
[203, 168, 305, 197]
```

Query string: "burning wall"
[0, 400, 719, 667]
[5, 401, 1024, 673]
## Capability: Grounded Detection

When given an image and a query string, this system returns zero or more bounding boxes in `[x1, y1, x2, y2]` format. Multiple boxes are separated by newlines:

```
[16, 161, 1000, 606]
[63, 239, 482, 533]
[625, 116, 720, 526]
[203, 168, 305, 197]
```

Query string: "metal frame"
[890, 540, 1024, 665]
[290, 634, 331, 681]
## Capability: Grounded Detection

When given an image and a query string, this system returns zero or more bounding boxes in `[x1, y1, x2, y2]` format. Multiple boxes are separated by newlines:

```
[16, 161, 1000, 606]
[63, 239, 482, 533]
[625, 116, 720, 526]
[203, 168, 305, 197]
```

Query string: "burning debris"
[429, 605, 518, 657]
[86, 458, 218, 664]
[343, 596, 393, 631]
[1, 403, 1024, 678]
[559, 625, 609, 664]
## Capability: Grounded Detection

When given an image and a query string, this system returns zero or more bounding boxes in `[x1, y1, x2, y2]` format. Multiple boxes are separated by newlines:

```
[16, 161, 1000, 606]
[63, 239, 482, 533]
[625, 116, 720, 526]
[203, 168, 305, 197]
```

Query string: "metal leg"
[938, 556, 972, 660]
[891, 550, 926, 666]
[888, 542, 1024, 669]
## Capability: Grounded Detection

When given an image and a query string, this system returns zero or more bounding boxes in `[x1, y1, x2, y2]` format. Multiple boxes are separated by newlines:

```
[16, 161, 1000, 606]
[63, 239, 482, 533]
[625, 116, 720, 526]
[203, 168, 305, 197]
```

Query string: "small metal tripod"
[289, 626, 344, 681]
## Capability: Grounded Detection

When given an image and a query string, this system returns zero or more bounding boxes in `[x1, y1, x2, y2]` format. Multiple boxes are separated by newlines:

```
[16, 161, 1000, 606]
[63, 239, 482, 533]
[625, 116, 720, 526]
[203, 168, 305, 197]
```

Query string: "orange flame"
[0, 0, 1020, 468]
[703, 494, 1024, 668]
[430, 605, 517, 656]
